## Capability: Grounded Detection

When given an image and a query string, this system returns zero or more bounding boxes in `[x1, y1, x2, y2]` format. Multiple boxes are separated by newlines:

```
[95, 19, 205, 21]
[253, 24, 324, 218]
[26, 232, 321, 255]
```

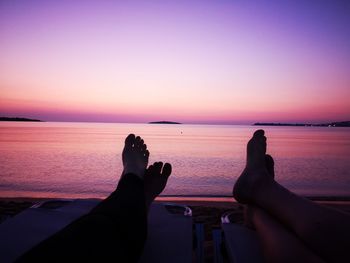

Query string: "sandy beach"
[1, 197, 350, 262]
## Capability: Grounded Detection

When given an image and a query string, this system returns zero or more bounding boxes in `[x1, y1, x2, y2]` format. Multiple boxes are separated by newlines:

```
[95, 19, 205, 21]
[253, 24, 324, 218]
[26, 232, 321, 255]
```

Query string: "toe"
[256, 136, 267, 156]
[253, 129, 265, 137]
[135, 136, 141, 148]
[265, 154, 275, 178]
[125, 134, 135, 147]
[154, 162, 163, 173]
[141, 143, 147, 152]
[146, 164, 154, 174]
[145, 150, 150, 159]
[253, 129, 267, 153]
[161, 163, 172, 178]
[247, 130, 267, 168]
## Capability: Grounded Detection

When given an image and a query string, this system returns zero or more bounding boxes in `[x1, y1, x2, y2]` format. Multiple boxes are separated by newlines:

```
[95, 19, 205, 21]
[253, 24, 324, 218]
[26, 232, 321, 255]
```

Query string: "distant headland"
[148, 121, 182, 124]
[254, 121, 350, 127]
[0, 117, 43, 122]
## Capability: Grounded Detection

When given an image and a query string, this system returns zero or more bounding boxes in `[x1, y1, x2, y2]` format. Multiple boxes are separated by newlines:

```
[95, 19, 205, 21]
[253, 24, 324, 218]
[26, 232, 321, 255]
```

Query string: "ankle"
[122, 166, 145, 179]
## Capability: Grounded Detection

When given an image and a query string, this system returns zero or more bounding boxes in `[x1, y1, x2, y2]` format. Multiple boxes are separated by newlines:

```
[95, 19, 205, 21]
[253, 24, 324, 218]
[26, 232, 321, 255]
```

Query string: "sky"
[1, 0, 349, 124]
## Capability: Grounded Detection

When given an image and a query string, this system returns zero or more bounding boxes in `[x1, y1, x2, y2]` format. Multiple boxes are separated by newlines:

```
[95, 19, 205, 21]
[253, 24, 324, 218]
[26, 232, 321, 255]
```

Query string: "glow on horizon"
[1, 0, 349, 124]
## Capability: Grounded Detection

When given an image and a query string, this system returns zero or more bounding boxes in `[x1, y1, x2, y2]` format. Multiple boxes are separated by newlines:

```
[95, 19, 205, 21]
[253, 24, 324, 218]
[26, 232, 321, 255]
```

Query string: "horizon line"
[1, 117, 349, 126]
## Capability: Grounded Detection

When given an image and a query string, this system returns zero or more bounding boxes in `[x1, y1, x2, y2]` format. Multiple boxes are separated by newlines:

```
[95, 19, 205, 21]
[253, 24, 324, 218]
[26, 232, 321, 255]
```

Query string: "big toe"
[253, 129, 265, 137]
[247, 130, 267, 168]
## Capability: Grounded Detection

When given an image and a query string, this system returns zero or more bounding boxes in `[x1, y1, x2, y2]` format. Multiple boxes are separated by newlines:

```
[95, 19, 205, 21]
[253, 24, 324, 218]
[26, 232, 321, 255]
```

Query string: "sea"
[0, 122, 349, 199]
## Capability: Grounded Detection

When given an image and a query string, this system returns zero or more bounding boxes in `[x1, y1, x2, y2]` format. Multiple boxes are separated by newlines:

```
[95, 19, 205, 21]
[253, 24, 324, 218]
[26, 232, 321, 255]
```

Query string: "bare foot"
[243, 155, 275, 228]
[122, 134, 149, 179]
[233, 130, 274, 204]
[144, 162, 172, 209]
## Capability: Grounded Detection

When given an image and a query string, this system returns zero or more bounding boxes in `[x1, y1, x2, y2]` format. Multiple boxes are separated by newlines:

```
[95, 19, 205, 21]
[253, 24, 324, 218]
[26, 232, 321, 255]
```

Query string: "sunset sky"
[1, 0, 349, 124]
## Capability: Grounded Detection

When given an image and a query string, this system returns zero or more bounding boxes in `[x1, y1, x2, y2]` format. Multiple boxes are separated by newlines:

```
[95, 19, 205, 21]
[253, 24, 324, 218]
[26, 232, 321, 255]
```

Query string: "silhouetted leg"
[16, 175, 147, 262]
[17, 134, 152, 262]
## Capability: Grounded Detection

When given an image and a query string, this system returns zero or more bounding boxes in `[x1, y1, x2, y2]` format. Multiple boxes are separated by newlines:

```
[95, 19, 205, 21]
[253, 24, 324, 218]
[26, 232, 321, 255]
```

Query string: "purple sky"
[1, 0, 349, 124]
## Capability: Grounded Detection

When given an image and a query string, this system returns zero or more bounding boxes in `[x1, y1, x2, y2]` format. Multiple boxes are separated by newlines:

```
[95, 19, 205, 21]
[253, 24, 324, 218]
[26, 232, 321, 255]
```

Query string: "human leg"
[233, 130, 350, 262]
[248, 205, 324, 263]
[16, 134, 172, 263]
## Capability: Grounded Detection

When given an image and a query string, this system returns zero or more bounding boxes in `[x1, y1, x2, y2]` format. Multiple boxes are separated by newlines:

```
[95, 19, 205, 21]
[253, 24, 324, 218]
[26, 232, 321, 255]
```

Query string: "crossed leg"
[248, 205, 323, 263]
[233, 130, 350, 262]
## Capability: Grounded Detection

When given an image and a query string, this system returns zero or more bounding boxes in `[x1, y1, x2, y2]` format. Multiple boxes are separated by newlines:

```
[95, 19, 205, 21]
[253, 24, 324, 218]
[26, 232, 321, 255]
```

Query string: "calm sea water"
[0, 122, 349, 199]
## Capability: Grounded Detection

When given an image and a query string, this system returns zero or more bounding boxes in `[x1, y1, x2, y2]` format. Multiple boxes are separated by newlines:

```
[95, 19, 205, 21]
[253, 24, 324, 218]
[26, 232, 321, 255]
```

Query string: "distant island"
[0, 117, 43, 122]
[254, 121, 350, 127]
[148, 121, 182, 124]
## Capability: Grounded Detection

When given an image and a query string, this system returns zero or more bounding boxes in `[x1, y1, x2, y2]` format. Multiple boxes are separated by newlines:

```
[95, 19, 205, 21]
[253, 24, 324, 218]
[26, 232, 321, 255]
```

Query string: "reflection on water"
[0, 122, 349, 198]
